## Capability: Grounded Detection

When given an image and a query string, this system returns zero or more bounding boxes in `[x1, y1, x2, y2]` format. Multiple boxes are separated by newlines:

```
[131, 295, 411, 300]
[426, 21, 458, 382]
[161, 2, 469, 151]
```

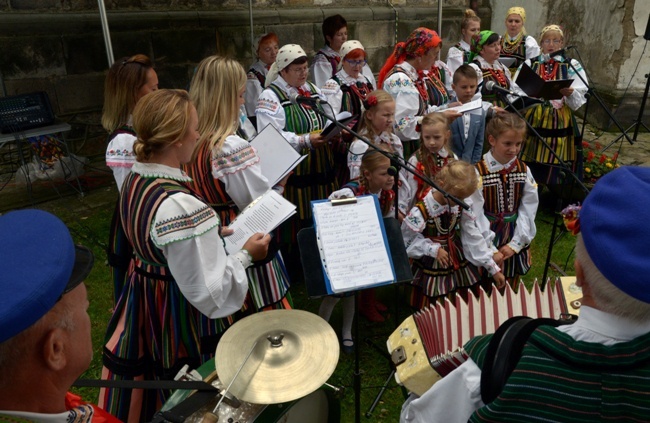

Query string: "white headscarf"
[337, 40, 365, 70]
[264, 44, 307, 88]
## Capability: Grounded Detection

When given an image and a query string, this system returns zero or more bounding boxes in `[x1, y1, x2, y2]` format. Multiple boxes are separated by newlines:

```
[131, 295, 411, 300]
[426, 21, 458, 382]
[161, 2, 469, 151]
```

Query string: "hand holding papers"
[319, 111, 359, 142]
[312, 195, 395, 294]
[445, 99, 482, 114]
[250, 125, 307, 186]
[224, 190, 296, 254]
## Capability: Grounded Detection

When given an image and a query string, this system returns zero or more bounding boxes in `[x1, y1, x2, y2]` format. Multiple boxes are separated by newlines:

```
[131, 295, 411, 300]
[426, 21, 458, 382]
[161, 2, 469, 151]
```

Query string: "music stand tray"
[297, 217, 413, 298]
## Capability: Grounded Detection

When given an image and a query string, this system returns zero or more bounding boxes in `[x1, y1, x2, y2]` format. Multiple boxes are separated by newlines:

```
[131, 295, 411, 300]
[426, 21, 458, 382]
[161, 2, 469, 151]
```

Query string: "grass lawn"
[32, 183, 577, 423]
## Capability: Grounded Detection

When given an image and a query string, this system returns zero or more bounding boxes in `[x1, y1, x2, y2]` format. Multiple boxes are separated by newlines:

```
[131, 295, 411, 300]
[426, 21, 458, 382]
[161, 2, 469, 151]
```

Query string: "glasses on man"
[344, 59, 367, 67]
[542, 39, 562, 45]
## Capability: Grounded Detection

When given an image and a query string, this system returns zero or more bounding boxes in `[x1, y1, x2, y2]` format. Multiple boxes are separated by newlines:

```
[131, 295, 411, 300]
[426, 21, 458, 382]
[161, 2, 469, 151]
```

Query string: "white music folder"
[250, 124, 307, 186]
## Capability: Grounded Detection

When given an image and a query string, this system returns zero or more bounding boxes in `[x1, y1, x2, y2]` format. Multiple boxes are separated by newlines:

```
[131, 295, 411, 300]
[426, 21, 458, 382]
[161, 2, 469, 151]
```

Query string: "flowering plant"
[582, 141, 619, 183]
[560, 203, 581, 235]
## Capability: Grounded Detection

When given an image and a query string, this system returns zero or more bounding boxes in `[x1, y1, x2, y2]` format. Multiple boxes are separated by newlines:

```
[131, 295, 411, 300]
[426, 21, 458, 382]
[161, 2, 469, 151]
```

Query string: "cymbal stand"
[201, 340, 259, 423]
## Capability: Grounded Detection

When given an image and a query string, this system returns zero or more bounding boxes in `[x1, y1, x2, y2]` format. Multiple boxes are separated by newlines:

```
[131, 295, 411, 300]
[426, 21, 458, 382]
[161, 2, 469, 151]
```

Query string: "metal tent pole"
[97, 0, 114, 67]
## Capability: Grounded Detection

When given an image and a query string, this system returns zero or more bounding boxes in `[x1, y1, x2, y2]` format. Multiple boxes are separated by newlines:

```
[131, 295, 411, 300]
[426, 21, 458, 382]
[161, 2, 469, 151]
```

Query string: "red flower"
[612, 152, 619, 161]
[599, 154, 607, 164]
[587, 151, 595, 161]
[581, 141, 590, 148]
[594, 141, 602, 150]
[365, 95, 378, 108]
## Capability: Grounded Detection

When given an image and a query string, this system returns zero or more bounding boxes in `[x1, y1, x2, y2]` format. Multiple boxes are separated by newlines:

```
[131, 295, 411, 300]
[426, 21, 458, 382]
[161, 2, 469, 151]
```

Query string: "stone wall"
[0, 2, 487, 124]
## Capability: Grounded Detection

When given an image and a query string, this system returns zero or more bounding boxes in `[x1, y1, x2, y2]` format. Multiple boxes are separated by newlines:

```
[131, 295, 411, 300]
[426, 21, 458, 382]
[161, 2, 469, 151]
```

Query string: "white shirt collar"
[132, 162, 192, 182]
[483, 150, 516, 171]
[560, 306, 650, 343]
[335, 69, 367, 85]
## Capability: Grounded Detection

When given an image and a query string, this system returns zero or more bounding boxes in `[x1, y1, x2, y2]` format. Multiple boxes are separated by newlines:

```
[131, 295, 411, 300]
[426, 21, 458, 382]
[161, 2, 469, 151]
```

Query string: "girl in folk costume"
[446, 9, 481, 76]
[186, 56, 292, 312]
[514, 25, 588, 185]
[471, 113, 539, 286]
[256, 44, 338, 246]
[469, 30, 522, 108]
[378, 27, 460, 159]
[348, 90, 403, 182]
[398, 112, 457, 219]
[311, 14, 376, 89]
[324, 149, 396, 348]
[401, 160, 505, 309]
[102, 54, 158, 304]
[245, 33, 279, 125]
[321, 40, 375, 186]
[499, 6, 540, 76]
[99, 90, 271, 422]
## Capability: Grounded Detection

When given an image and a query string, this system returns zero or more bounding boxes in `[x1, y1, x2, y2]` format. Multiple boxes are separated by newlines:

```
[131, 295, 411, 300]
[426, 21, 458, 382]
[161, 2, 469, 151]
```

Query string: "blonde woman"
[186, 55, 292, 311]
[99, 89, 270, 422]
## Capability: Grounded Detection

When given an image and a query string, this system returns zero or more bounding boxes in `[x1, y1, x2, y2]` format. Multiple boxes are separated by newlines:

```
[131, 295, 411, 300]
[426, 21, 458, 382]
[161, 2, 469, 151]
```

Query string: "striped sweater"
[466, 325, 650, 422]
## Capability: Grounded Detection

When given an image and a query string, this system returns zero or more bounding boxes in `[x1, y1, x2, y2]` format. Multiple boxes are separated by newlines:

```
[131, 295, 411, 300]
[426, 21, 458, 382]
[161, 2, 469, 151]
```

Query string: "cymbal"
[215, 309, 339, 404]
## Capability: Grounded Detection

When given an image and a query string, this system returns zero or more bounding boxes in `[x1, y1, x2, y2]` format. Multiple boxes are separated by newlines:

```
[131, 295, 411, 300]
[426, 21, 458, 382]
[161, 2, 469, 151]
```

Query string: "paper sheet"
[224, 190, 296, 254]
[313, 196, 394, 293]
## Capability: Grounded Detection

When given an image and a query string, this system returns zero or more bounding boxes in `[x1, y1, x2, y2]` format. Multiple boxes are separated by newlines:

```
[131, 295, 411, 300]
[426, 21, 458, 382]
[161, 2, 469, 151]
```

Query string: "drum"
[160, 358, 341, 423]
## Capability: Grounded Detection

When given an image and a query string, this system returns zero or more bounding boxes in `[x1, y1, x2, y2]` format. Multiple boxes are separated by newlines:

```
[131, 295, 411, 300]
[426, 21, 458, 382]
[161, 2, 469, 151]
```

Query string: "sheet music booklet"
[311, 195, 396, 294]
[516, 63, 573, 101]
[319, 111, 359, 141]
[250, 124, 308, 186]
[224, 190, 296, 254]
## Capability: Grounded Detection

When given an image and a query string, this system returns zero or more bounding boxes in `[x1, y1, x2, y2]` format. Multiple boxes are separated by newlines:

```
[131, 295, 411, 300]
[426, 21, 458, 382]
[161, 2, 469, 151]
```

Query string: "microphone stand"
[309, 101, 470, 211]
[307, 100, 467, 423]
[561, 47, 635, 151]
[494, 90, 589, 285]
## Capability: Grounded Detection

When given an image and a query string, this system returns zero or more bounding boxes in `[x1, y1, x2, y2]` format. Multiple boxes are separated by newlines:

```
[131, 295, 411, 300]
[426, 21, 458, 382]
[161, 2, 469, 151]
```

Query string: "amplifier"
[0, 92, 55, 134]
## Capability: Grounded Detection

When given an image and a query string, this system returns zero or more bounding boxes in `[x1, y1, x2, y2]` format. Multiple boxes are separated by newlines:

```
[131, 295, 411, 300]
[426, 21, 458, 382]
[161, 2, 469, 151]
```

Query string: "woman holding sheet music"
[514, 25, 588, 185]
[256, 44, 339, 246]
[100, 89, 270, 422]
[185, 55, 292, 311]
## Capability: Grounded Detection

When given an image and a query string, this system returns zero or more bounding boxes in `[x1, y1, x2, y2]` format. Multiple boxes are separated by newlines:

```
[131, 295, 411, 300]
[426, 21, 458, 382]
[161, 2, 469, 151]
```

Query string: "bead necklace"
[539, 60, 559, 81]
[501, 32, 524, 54]
[487, 68, 508, 87]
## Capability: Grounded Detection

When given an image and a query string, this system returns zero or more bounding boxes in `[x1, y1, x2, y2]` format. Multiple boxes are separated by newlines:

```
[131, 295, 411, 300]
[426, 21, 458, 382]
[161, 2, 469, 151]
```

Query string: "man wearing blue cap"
[0, 209, 120, 422]
[401, 166, 650, 422]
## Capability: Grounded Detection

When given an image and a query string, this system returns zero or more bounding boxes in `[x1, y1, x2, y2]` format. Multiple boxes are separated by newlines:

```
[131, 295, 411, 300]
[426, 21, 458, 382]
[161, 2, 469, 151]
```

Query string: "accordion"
[387, 277, 582, 396]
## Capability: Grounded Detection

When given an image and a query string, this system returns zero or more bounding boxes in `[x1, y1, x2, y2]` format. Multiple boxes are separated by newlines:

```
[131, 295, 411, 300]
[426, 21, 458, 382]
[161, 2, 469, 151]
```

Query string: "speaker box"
[645, 13, 650, 41]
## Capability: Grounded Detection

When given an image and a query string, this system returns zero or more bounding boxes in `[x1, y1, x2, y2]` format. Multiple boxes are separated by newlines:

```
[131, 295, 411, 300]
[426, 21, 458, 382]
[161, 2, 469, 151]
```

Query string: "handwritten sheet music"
[313, 196, 394, 293]
[224, 190, 296, 254]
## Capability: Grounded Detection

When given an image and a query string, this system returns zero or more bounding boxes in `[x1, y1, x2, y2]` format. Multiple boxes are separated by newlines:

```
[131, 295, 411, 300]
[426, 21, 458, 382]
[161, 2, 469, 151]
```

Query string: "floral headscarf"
[469, 30, 497, 62]
[378, 27, 441, 86]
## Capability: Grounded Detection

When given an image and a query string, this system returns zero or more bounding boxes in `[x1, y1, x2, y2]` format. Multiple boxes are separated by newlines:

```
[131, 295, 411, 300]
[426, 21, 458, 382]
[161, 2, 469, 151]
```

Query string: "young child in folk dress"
[398, 112, 457, 219]
[322, 149, 396, 351]
[347, 90, 403, 182]
[401, 160, 505, 309]
[471, 113, 539, 286]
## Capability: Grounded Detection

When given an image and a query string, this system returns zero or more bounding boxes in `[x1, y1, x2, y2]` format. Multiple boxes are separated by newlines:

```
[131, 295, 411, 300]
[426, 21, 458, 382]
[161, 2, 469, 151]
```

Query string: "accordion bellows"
[387, 278, 582, 396]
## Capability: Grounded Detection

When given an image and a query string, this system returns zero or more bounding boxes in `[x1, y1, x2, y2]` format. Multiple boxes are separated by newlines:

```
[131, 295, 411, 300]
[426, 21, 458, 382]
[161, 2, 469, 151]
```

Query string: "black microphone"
[484, 80, 520, 97]
[289, 92, 328, 106]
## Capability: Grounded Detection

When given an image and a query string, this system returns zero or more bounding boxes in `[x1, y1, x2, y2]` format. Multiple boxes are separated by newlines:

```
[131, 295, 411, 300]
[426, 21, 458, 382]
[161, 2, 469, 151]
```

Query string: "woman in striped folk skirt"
[99, 90, 271, 422]
[514, 25, 588, 185]
[186, 55, 291, 311]
[257, 44, 339, 247]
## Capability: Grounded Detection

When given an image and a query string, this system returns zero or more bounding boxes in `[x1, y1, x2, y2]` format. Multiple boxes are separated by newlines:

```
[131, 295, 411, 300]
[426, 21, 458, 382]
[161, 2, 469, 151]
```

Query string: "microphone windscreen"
[387, 166, 397, 176]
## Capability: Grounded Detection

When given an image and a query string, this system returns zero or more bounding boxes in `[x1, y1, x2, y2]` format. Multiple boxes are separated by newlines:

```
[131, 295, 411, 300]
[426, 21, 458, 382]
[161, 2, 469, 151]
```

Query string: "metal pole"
[249, 0, 255, 60]
[97, 0, 114, 67]
[437, 0, 442, 37]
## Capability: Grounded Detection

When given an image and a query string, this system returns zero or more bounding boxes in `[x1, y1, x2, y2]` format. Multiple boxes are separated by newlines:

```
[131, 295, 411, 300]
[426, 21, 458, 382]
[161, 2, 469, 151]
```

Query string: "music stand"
[297, 217, 412, 423]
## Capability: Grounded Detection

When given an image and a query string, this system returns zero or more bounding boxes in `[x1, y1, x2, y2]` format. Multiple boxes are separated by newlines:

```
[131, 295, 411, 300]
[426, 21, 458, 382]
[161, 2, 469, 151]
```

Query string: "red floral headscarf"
[378, 28, 442, 87]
